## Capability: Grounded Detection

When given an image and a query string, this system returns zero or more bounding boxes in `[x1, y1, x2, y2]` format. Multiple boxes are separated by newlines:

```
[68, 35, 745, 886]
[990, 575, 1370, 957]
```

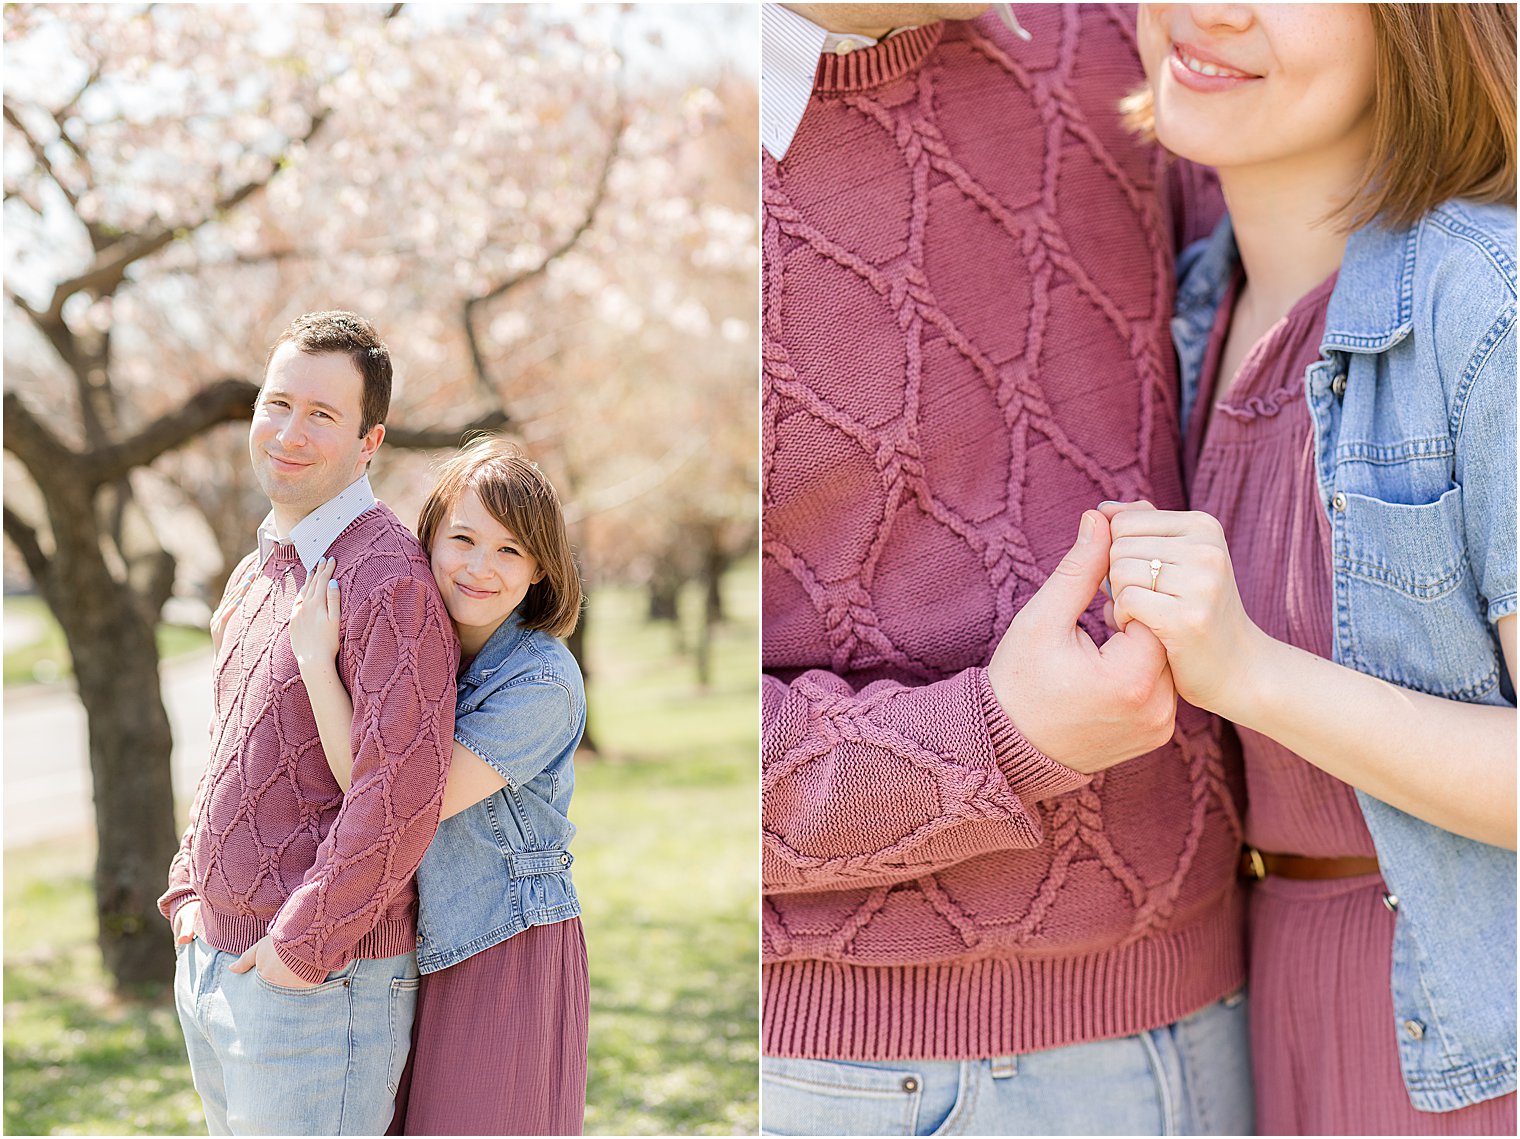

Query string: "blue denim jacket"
[1174, 202, 1517, 1112]
[414, 610, 585, 973]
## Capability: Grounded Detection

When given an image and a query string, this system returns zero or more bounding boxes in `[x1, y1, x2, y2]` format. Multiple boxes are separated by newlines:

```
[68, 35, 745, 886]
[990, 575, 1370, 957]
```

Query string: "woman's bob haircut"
[417, 436, 583, 638]
[1122, 3, 1517, 229]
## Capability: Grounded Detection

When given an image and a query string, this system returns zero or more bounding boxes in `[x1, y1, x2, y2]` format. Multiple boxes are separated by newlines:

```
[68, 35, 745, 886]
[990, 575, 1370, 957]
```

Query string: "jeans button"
[901, 1076, 919, 1093]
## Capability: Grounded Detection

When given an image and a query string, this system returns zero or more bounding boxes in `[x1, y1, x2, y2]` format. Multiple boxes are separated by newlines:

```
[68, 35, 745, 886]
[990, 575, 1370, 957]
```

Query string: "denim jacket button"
[1404, 1019, 1425, 1040]
[561, 854, 570, 865]
[1331, 372, 1348, 397]
[1382, 892, 1400, 912]
[1332, 491, 1348, 512]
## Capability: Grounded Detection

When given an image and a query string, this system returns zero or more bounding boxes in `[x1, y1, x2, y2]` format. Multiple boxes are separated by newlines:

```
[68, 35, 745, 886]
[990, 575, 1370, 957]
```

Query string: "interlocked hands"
[988, 510, 1178, 775]
[1097, 500, 1264, 716]
[988, 501, 1262, 776]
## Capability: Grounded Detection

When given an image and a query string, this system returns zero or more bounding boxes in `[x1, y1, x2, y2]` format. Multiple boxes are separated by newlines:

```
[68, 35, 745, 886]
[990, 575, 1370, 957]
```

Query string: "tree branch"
[385, 409, 511, 449]
[42, 105, 334, 320]
[88, 378, 260, 484]
[2, 389, 75, 475]
[2, 504, 52, 589]
[89, 378, 510, 482]
[563, 436, 704, 525]
[3, 98, 81, 211]
[462, 92, 627, 394]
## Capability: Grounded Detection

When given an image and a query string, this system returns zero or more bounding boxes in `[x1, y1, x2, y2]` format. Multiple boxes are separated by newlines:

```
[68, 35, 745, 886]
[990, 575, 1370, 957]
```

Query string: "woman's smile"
[1168, 41, 1260, 90]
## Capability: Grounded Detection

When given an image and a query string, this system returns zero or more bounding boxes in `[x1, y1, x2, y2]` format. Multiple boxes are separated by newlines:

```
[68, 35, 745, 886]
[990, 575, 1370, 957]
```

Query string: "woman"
[290, 437, 589, 1136]
[1104, 4, 1515, 1133]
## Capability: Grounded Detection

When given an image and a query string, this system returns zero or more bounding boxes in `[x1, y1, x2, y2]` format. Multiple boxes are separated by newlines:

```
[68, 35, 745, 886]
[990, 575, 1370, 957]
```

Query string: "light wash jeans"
[761, 992, 1252, 1136]
[173, 936, 419, 1135]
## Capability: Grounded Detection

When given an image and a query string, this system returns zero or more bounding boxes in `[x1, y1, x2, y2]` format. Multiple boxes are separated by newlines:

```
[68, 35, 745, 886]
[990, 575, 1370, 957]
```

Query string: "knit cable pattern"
[162, 505, 458, 984]
[761, 6, 1243, 971]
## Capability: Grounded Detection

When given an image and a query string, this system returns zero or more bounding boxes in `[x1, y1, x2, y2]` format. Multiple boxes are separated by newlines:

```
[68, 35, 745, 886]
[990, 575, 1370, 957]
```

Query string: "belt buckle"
[1245, 848, 1267, 881]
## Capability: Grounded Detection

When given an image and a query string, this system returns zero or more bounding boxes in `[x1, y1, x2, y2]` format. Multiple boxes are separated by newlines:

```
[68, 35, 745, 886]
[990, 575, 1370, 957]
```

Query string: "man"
[760, 5, 1248, 1134]
[159, 311, 458, 1135]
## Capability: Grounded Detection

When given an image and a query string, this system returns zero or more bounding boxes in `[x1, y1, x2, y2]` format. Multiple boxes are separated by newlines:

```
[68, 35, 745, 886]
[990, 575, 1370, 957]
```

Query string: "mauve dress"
[387, 916, 589, 1136]
[1187, 270, 1517, 1136]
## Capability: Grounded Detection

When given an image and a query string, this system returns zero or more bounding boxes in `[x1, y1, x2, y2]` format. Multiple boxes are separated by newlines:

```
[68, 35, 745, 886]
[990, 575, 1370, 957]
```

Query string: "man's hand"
[227, 935, 322, 989]
[987, 509, 1177, 774]
[172, 899, 201, 945]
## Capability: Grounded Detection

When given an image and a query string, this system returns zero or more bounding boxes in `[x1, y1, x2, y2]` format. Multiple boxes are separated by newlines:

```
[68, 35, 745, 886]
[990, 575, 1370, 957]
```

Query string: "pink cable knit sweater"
[160, 503, 458, 984]
[762, 8, 1243, 1060]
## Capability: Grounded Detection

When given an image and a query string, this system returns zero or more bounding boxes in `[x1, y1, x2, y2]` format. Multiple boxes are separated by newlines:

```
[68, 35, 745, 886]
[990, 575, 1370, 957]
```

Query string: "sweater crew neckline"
[812, 23, 944, 93]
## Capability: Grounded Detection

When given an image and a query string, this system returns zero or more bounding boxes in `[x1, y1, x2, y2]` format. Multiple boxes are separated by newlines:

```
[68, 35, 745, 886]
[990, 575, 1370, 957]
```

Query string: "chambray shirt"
[413, 609, 585, 973]
[1175, 202, 1517, 1112]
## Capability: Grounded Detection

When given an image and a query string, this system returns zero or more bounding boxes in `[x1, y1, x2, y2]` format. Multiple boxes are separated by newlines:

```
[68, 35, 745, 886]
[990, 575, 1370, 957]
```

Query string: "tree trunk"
[646, 575, 680, 623]
[41, 487, 181, 991]
[67, 591, 180, 989]
[565, 601, 598, 756]
[702, 535, 727, 628]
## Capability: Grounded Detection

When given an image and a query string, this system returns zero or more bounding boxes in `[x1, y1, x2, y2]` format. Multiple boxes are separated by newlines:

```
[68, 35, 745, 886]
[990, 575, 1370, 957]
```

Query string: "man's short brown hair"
[416, 437, 583, 638]
[1123, 4, 1517, 229]
[266, 311, 392, 435]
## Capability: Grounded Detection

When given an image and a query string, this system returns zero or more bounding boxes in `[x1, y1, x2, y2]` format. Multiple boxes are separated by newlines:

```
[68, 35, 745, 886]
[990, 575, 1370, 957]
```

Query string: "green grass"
[3, 562, 759, 1136]
[3, 595, 210, 688]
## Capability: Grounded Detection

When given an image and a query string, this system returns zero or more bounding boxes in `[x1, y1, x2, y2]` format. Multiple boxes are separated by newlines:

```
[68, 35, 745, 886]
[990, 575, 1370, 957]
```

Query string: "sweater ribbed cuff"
[161, 888, 197, 928]
[973, 668, 1091, 803]
[198, 905, 418, 984]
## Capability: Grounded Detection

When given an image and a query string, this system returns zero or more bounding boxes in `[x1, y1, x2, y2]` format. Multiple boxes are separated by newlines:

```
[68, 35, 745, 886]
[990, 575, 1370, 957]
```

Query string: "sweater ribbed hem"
[973, 669, 1091, 803]
[813, 23, 944, 93]
[762, 892, 1244, 1060]
[198, 905, 418, 984]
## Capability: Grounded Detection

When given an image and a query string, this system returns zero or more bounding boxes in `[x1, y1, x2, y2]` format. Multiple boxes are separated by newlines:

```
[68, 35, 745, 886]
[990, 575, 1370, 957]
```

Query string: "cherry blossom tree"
[3, 2, 756, 989]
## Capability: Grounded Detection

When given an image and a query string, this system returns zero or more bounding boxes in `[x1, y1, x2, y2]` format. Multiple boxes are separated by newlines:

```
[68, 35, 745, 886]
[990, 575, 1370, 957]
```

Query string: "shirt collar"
[1177, 213, 1417, 361]
[760, 5, 923, 160]
[256, 473, 377, 573]
[760, 5, 830, 162]
[1320, 220, 1417, 354]
[761, 4, 1031, 161]
[458, 609, 530, 687]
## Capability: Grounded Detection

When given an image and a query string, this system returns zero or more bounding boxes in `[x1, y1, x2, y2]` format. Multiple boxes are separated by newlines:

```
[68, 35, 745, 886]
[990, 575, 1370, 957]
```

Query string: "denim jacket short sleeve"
[1174, 201, 1517, 1113]
[414, 612, 587, 973]
[454, 659, 582, 791]
[1452, 297, 1517, 625]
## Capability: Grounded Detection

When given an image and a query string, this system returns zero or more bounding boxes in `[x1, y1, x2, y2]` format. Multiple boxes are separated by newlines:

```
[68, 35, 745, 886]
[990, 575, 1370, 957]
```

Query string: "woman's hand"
[290, 557, 341, 673]
[210, 567, 257, 656]
[1099, 503, 1270, 716]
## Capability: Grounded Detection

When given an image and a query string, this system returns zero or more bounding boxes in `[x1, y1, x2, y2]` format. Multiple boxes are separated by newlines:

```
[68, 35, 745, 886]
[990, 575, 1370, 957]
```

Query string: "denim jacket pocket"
[1334, 486, 1500, 700]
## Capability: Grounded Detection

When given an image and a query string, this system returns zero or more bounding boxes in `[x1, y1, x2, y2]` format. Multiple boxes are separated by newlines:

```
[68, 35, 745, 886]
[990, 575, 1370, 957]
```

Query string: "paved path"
[4, 651, 213, 848]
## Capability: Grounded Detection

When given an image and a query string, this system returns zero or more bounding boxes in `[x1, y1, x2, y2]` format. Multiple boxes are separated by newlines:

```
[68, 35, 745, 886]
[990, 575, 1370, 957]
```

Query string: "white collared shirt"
[256, 473, 378, 573]
[761, 4, 882, 162]
[760, 3, 1031, 162]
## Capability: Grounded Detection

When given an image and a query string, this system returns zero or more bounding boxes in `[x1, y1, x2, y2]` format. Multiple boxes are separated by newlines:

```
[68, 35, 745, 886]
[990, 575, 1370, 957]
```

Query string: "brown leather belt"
[1239, 848, 1381, 881]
